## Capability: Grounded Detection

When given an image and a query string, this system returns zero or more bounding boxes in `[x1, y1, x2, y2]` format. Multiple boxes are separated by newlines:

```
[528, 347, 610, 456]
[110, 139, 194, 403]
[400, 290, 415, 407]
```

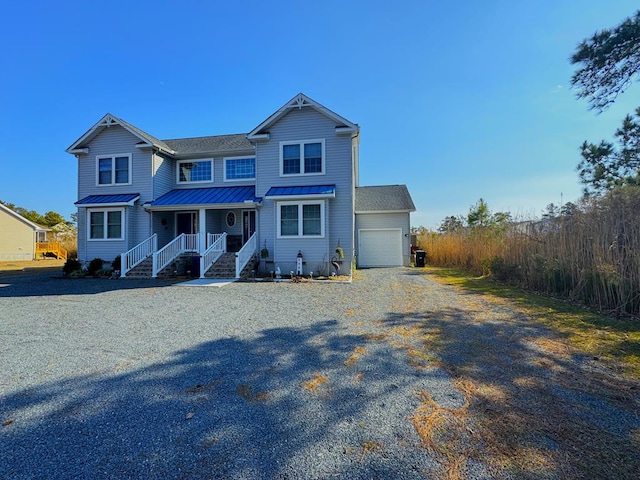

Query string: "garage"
[358, 228, 403, 267]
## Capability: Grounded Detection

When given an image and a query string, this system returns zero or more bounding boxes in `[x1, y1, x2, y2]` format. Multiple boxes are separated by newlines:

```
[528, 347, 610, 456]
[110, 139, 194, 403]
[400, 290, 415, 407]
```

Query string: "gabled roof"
[247, 93, 359, 141]
[355, 185, 416, 213]
[75, 193, 140, 207]
[148, 186, 261, 209]
[66, 114, 176, 155]
[265, 185, 336, 199]
[0, 203, 50, 231]
[67, 114, 254, 158]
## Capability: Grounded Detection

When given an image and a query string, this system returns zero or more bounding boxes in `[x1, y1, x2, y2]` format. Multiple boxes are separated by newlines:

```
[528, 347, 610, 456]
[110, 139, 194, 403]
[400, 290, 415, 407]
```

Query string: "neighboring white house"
[0, 203, 49, 261]
[66, 93, 415, 277]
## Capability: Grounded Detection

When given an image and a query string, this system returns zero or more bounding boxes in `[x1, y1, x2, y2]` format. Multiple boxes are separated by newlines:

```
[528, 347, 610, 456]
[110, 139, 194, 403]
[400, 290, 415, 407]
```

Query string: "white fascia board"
[355, 210, 414, 214]
[77, 198, 140, 208]
[266, 193, 336, 201]
[145, 202, 258, 212]
[68, 148, 90, 155]
[247, 93, 358, 139]
[246, 133, 270, 142]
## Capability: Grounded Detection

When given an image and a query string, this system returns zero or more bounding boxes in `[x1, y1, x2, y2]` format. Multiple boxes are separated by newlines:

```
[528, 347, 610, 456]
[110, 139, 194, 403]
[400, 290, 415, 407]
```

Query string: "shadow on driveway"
[0, 270, 182, 298]
[1, 319, 433, 479]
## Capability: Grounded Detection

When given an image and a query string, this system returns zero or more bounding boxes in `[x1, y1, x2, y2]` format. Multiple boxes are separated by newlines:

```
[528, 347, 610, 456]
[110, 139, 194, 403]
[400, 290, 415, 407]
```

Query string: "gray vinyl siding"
[75, 126, 153, 260]
[256, 107, 354, 274]
[153, 153, 174, 198]
[355, 212, 412, 266]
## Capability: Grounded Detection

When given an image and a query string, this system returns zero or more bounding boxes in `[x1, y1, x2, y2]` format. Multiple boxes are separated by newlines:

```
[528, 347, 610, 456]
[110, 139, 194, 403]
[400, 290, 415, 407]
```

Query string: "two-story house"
[67, 93, 415, 278]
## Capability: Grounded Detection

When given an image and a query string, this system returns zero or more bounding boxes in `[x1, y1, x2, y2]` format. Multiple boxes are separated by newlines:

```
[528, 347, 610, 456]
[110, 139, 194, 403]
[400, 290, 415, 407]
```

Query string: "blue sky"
[1, 0, 639, 228]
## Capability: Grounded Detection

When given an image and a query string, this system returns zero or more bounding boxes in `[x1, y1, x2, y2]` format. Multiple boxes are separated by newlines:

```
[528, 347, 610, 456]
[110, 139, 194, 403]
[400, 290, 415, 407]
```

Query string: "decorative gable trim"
[66, 113, 176, 156]
[247, 93, 359, 141]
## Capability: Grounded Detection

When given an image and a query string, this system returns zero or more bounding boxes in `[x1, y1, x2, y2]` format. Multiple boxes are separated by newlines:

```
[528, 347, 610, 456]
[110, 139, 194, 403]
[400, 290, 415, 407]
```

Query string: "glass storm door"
[243, 210, 256, 243]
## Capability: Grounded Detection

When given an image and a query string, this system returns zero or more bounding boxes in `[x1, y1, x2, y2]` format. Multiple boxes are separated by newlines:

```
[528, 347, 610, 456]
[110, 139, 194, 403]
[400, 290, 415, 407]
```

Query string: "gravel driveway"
[1, 268, 639, 479]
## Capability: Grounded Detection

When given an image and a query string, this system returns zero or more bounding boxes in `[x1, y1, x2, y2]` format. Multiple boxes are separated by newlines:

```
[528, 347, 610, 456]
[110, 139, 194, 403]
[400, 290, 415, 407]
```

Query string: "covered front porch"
[122, 186, 261, 278]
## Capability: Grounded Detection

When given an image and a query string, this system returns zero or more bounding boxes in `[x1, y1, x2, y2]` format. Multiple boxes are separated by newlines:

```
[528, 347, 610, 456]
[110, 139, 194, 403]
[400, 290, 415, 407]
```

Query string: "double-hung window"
[177, 159, 213, 184]
[224, 156, 256, 181]
[97, 154, 131, 185]
[280, 140, 325, 176]
[88, 209, 124, 240]
[277, 201, 324, 237]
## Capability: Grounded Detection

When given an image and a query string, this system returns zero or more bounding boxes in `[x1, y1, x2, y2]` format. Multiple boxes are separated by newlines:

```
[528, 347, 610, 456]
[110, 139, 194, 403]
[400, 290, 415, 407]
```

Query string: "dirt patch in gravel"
[386, 271, 640, 479]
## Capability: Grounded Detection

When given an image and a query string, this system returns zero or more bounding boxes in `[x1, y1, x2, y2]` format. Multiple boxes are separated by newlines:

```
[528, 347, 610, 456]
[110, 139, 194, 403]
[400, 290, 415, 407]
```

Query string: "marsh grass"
[419, 186, 640, 318]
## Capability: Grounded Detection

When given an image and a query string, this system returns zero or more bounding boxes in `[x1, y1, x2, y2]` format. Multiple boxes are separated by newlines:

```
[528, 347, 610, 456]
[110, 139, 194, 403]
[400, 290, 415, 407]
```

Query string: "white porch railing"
[200, 232, 227, 278]
[207, 233, 225, 248]
[121, 234, 157, 277]
[152, 233, 200, 278]
[235, 232, 257, 278]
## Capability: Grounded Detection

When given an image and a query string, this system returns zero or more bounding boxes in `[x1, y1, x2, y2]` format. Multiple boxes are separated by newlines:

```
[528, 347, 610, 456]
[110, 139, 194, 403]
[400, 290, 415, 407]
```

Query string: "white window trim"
[95, 154, 132, 187]
[223, 155, 256, 182]
[276, 200, 325, 238]
[279, 139, 325, 177]
[87, 207, 125, 241]
[176, 159, 214, 184]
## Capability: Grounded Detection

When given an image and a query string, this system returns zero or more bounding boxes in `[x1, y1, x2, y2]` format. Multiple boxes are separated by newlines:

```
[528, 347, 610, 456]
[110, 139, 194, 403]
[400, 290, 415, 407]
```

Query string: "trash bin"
[189, 256, 200, 277]
[415, 250, 426, 267]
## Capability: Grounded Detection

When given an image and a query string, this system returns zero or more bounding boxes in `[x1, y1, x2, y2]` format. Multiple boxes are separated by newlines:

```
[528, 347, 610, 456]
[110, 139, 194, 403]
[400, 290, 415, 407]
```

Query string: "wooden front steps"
[36, 242, 68, 260]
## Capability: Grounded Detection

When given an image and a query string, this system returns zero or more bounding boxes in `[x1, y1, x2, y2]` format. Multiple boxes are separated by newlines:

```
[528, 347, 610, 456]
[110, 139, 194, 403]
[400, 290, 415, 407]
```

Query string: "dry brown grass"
[0, 259, 65, 272]
[420, 187, 640, 318]
[343, 346, 367, 367]
[301, 373, 329, 396]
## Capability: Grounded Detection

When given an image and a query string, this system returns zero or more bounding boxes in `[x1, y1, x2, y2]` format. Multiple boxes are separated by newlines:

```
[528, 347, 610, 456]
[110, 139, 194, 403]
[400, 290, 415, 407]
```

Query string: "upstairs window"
[97, 155, 131, 185]
[177, 159, 213, 183]
[280, 140, 325, 176]
[224, 156, 256, 181]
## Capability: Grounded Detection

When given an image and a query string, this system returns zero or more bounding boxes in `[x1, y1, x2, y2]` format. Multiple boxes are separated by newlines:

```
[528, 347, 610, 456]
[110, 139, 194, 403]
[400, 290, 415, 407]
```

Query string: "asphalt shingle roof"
[162, 134, 253, 156]
[355, 185, 415, 212]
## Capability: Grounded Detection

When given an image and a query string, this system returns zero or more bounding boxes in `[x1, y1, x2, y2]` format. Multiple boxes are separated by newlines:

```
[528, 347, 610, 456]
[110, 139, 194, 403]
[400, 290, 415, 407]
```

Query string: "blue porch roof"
[75, 193, 140, 206]
[265, 185, 336, 197]
[149, 186, 260, 207]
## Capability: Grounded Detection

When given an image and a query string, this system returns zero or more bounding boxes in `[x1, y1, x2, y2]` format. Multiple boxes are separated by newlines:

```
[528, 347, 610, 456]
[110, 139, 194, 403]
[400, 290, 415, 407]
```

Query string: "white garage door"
[358, 229, 403, 267]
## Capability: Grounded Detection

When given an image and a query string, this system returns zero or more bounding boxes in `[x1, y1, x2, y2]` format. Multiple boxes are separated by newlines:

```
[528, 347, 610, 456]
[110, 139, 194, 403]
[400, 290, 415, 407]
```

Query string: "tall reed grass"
[419, 186, 640, 317]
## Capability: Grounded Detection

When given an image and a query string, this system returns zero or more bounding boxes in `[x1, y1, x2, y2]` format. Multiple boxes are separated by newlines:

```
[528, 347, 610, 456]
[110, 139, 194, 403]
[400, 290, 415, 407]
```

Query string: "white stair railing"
[153, 234, 184, 278]
[235, 232, 257, 278]
[121, 234, 157, 277]
[207, 233, 225, 249]
[200, 232, 227, 278]
[184, 234, 200, 252]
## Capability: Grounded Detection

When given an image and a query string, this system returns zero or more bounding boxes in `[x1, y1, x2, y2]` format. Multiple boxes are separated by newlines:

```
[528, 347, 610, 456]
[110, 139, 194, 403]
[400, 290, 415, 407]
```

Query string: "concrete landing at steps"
[175, 278, 237, 287]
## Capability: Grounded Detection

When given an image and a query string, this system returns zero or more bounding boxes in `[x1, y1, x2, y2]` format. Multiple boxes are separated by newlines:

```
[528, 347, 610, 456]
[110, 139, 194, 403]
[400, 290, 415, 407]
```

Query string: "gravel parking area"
[1, 268, 639, 479]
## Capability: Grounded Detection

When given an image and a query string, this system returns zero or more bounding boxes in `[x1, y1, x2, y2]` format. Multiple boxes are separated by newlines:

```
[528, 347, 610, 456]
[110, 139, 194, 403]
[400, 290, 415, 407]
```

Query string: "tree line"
[417, 10, 640, 316]
[0, 200, 75, 228]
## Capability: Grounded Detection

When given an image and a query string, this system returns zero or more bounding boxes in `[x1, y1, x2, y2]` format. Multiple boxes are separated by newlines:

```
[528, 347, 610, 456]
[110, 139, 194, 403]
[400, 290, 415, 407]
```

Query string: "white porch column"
[199, 208, 206, 253]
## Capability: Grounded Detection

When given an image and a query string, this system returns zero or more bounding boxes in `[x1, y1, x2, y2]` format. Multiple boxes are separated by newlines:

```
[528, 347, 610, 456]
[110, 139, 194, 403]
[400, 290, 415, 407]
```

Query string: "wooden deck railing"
[35, 242, 68, 260]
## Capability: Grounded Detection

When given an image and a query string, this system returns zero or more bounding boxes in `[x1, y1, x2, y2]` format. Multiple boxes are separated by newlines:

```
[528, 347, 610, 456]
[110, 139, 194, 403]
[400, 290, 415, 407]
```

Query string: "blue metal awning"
[149, 186, 260, 208]
[75, 193, 140, 206]
[265, 184, 336, 198]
